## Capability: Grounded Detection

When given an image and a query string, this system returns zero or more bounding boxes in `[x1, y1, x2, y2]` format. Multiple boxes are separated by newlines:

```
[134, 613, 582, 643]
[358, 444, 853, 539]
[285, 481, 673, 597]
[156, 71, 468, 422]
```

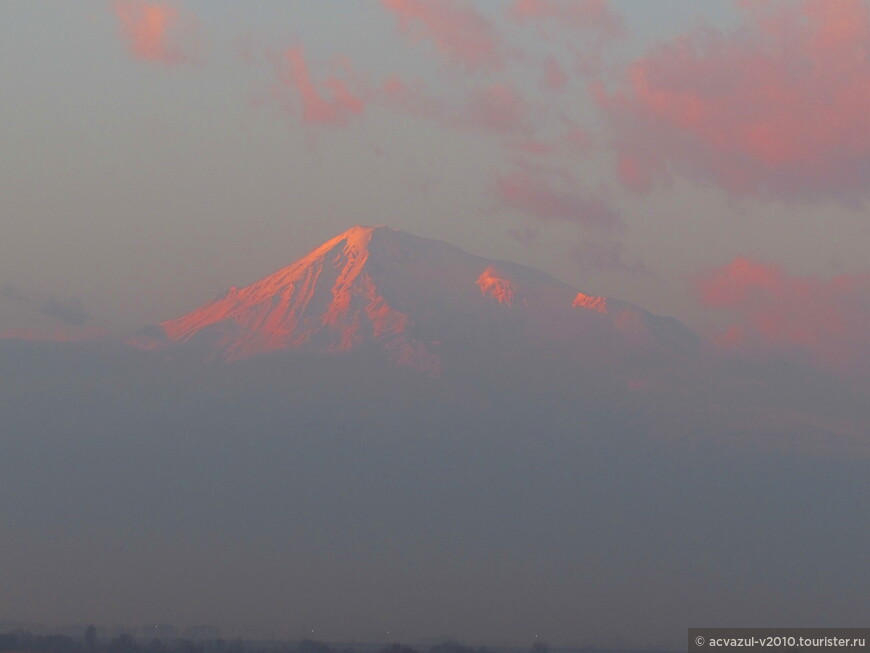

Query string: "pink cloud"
[614, 151, 662, 194]
[698, 258, 870, 372]
[496, 169, 621, 229]
[599, 0, 870, 202]
[281, 47, 365, 126]
[506, 125, 592, 158]
[542, 55, 568, 91]
[112, 1, 193, 64]
[507, 139, 556, 157]
[463, 83, 530, 133]
[381, 0, 504, 71]
[384, 76, 531, 136]
[510, 0, 625, 40]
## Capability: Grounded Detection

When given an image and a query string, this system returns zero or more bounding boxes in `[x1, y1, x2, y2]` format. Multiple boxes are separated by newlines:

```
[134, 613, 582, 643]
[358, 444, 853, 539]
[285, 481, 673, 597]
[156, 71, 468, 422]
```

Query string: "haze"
[0, 1, 868, 649]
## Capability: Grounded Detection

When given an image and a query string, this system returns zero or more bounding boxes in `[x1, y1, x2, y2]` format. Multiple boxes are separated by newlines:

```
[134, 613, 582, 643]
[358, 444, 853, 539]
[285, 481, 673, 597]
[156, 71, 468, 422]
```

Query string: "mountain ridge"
[140, 225, 698, 373]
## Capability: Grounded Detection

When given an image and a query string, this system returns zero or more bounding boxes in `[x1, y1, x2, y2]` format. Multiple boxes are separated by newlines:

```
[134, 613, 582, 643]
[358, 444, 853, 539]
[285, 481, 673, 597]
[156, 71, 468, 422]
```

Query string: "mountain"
[138, 225, 697, 373]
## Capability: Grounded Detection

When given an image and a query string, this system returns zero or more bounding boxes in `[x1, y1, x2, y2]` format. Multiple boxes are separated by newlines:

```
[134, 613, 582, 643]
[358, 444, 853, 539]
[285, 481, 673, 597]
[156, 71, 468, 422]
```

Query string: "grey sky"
[1, 1, 866, 338]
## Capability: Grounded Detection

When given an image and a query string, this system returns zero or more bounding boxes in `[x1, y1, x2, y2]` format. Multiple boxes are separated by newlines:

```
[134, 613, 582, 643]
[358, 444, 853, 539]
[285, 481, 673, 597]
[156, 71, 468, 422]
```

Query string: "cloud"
[698, 258, 870, 372]
[112, 1, 195, 65]
[381, 0, 504, 71]
[280, 47, 366, 126]
[384, 76, 531, 136]
[274, 47, 528, 133]
[0, 283, 27, 303]
[461, 83, 531, 134]
[510, 0, 626, 40]
[507, 226, 540, 244]
[39, 298, 90, 327]
[506, 125, 593, 159]
[598, 0, 870, 202]
[567, 239, 651, 276]
[507, 139, 556, 157]
[495, 168, 621, 229]
[541, 55, 568, 91]
[1, 283, 91, 326]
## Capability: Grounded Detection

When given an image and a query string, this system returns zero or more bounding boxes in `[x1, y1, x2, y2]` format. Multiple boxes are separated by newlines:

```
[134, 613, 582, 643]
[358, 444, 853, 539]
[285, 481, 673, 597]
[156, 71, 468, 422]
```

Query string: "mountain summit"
[146, 226, 696, 373]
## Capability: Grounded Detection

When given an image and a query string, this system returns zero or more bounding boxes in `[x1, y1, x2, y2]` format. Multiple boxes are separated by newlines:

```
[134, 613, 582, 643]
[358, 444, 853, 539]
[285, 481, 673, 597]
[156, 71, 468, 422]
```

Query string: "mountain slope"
[144, 225, 697, 372]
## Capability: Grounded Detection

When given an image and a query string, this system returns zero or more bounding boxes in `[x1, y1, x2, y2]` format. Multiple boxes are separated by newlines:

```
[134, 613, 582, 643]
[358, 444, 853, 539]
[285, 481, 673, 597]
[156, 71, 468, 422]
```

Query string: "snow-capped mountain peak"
[145, 226, 696, 373]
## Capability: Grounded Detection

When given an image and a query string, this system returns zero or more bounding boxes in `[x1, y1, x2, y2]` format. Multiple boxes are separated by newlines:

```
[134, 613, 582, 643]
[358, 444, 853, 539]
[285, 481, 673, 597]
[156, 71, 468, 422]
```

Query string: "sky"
[0, 0, 869, 647]
[1, 0, 867, 364]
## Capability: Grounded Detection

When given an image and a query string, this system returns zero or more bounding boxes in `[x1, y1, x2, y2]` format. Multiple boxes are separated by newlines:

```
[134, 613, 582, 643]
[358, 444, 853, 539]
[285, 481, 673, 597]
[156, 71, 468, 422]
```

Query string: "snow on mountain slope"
[143, 225, 697, 372]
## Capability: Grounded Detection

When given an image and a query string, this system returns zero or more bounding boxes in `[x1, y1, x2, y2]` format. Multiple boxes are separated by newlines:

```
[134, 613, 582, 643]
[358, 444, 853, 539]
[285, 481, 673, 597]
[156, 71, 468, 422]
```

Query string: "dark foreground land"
[0, 631, 678, 653]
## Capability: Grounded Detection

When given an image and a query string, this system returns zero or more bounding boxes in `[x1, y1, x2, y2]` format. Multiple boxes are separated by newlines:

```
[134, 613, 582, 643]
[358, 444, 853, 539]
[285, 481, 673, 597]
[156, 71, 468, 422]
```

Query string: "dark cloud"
[1, 283, 90, 326]
[39, 297, 90, 326]
[567, 238, 652, 276]
[0, 282, 27, 302]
